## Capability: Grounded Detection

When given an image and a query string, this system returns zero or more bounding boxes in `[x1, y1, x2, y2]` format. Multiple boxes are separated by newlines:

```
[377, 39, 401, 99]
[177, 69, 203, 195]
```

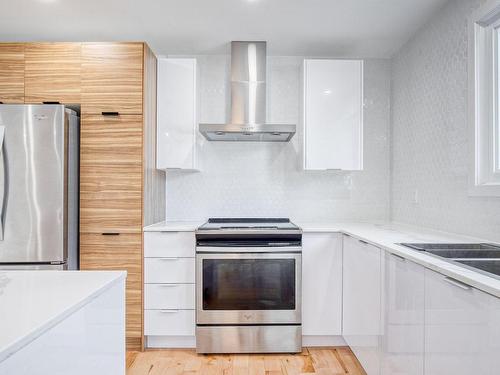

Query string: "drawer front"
[82, 42, 143, 114]
[144, 284, 195, 309]
[25, 42, 81, 104]
[144, 309, 195, 336]
[144, 258, 195, 283]
[80, 114, 143, 233]
[0, 43, 24, 103]
[79, 233, 142, 342]
[144, 232, 195, 257]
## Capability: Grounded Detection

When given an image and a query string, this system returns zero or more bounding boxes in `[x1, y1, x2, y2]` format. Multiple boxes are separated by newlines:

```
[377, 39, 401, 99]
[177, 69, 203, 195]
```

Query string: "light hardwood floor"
[126, 347, 366, 375]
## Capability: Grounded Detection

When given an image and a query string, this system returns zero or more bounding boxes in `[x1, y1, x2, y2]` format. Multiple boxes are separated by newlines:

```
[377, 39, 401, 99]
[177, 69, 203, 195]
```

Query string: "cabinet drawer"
[144, 258, 195, 283]
[144, 309, 195, 336]
[82, 42, 143, 114]
[144, 232, 195, 257]
[25, 42, 81, 104]
[0, 43, 24, 103]
[144, 284, 195, 309]
[80, 114, 143, 233]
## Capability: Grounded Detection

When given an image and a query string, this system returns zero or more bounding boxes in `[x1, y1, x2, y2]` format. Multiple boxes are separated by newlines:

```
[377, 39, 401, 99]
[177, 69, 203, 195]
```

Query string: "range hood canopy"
[199, 41, 296, 142]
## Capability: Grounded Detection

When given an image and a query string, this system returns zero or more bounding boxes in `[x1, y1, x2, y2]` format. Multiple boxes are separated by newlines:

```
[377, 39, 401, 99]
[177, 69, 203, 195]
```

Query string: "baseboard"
[302, 335, 347, 347]
[145, 335, 346, 349]
[146, 335, 196, 348]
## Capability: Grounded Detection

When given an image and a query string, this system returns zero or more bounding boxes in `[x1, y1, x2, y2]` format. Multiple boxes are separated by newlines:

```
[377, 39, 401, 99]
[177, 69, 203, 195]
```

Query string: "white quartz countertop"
[297, 221, 500, 298]
[0, 270, 126, 363]
[144, 221, 203, 232]
[144, 219, 500, 298]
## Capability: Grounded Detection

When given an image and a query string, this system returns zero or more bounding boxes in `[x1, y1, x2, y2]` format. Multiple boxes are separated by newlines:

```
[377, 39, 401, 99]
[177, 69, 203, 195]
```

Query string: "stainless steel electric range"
[195, 218, 302, 354]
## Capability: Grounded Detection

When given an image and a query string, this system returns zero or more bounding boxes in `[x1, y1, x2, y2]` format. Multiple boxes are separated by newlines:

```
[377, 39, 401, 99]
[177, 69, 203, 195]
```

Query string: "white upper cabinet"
[302, 233, 343, 337]
[302, 59, 363, 171]
[157, 57, 198, 170]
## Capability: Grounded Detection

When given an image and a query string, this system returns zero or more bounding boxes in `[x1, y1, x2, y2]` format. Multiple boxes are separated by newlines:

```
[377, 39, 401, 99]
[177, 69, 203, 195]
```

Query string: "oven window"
[202, 259, 296, 310]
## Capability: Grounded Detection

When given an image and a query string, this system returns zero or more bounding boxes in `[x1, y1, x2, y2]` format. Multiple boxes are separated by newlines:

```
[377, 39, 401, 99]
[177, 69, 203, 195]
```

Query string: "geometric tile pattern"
[165, 56, 391, 223]
[391, 0, 500, 242]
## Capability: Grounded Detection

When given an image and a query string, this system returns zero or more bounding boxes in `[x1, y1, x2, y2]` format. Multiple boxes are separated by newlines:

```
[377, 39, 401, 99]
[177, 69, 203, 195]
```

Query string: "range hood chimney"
[199, 41, 296, 142]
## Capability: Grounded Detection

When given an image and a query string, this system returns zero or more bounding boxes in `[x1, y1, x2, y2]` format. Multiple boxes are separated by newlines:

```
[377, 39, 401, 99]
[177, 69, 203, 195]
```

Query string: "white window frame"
[469, 0, 500, 196]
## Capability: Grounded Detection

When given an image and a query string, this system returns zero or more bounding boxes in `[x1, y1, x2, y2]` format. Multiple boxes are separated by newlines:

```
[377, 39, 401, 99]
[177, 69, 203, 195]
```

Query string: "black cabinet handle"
[102, 111, 120, 116]
[42, 101, 61, 104]
[101, 232, 120, 236]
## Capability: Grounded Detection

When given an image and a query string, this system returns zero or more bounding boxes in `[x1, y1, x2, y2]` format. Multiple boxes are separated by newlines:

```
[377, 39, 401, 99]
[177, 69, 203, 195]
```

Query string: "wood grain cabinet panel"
[80, 233, 142, 350]
[81, 43, 143, 114]
[0, 43, 25, 103]
[80, 114, 143, 233]
[24, 42, 81, 104]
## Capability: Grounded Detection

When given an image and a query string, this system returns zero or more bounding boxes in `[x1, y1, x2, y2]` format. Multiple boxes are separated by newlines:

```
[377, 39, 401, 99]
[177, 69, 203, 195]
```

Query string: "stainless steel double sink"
[399, 243, 500, 278]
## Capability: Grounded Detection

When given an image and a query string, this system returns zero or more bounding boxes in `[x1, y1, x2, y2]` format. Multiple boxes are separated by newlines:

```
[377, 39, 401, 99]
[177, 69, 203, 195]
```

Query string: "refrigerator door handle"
[0, 125, 5, 240]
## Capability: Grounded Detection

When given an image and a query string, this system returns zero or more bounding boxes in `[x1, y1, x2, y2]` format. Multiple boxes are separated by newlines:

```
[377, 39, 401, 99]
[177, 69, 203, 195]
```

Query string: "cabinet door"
[303, 59, 363, 171]
[343, 235, 381, 375]
[157, 58, 197, 170]
[80, 233, 142, 350]
[82, 42, 143, 114]
[0, 43, 24, 103]
[381, 253, 424, 375]
[424, 269, 500, 375]
[25, 43, 81, 104]
[80, 114, 143, 233]
[302, 233, 342, 335]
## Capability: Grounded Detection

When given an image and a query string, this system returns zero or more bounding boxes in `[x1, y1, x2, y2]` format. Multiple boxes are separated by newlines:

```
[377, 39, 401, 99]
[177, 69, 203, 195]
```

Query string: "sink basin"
[398, 243, 500, 278]
[399, 243, 500, 258]
[399, 243, 500, 251]
[455, 260, 500, 277]
[418, 249, 500, 259]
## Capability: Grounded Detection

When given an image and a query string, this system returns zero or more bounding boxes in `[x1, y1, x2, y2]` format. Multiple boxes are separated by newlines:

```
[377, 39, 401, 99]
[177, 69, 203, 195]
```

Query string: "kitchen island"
[0, 270, 126, 375]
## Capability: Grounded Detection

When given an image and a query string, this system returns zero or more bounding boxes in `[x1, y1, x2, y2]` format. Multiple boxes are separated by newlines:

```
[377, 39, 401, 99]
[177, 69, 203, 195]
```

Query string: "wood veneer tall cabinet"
[0, 43, 25, 103]
[24, 42, 82, 104]
[78, 42, 165, 351]
[0, 41, 165, 351]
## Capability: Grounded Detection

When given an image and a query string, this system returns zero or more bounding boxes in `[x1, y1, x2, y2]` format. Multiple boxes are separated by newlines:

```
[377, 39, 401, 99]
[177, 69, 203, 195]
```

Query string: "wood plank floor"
[126, 347, 366, 375]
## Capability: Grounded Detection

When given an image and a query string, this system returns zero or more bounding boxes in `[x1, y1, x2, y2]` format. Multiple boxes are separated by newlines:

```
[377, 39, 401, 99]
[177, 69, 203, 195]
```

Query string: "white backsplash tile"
[165, 56, 391, 222]
[391, 0, 500, 242]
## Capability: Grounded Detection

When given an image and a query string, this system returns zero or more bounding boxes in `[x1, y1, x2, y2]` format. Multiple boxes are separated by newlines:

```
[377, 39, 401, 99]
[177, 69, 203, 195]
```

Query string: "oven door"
[196, 251, 301, 325]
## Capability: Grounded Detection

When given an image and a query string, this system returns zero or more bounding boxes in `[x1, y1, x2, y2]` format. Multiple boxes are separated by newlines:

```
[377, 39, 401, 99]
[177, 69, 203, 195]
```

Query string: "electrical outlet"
[412, 189, 419, 205]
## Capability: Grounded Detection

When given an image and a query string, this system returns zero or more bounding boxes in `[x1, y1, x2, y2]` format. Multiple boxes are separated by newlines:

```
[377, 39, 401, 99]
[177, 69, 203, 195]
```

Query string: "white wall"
[391, 0, 500, 242]
[165, 56, 391, 222]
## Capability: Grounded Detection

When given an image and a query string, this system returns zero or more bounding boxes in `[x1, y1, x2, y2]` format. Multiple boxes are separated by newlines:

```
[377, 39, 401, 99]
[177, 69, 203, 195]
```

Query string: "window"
[470, 0, 500, 196]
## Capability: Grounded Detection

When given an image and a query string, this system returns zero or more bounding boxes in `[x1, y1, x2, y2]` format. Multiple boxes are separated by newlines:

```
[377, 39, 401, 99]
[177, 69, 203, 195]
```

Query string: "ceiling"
[0, 0, 448, 58]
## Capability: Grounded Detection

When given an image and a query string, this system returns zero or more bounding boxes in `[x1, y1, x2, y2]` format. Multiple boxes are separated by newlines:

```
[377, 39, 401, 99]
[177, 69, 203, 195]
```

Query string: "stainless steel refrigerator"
[0, 105, 79, 270]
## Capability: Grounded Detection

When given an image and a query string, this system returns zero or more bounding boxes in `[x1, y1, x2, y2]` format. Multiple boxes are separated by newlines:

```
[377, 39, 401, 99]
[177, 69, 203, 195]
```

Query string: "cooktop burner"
[198, 218, 300, 231]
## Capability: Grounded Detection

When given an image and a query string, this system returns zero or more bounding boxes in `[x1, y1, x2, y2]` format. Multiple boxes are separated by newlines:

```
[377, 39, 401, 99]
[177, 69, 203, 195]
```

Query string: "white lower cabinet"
[343, 235, 382, 375]
[144, 284, 196, 309]
[340, 233, 500, 375]
[424, 269, 500, 375]
[302, 233, 343, 337]
[144, 257, 195, 283]
[381, 253, 424, 375]
[144, 310, 195, 336]
[143, 231, 196, 347]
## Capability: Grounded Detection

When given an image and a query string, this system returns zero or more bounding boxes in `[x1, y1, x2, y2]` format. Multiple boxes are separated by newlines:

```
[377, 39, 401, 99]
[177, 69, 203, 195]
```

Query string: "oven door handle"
[196, 252, 302, 260]
[196, 246, 302, 254]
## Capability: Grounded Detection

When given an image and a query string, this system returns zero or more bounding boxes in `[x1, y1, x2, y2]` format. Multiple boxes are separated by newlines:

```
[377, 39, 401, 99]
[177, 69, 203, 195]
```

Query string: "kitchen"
[0, 0, 500, 374]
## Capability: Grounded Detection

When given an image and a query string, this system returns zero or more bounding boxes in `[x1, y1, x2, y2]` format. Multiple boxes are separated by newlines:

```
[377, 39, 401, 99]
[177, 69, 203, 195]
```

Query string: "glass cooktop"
[198, 218, 300, 231]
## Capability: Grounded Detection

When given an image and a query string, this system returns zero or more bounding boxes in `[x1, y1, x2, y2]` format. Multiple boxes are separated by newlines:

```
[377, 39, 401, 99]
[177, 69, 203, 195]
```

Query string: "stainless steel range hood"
[199, 41, 296, 142]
